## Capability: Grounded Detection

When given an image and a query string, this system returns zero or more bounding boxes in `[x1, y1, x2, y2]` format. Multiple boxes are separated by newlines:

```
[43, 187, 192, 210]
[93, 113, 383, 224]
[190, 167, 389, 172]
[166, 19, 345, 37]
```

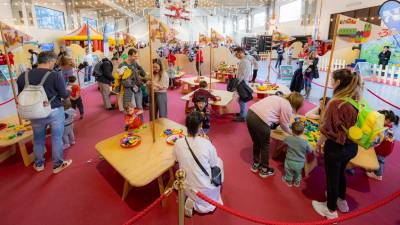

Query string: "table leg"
[157, 175, 167, 208]
[185, 100, 191, 113]
[304, 157, 318, 177]
[0, 145, 16, 164]
[122, 179, 132, 201]
[18, 141, 34, 167]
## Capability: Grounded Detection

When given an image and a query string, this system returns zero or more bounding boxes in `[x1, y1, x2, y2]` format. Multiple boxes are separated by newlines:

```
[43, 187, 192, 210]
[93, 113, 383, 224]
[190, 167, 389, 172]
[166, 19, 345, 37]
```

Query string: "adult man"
[234, 47, 252, 122]
[17, 51, 72, 173]
[96, 57, 115, 110]
[28, 49, 38, 69]
[119, 48, 146, 120]
[195, 46, 204, 76]
[83, 49, 94, 82]
[378, 46, 391, 70]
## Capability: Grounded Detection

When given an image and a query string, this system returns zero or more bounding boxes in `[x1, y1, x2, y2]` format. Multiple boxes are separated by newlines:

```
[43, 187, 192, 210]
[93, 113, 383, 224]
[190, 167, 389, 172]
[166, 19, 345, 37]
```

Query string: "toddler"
[282, 121, 312, 187]
[63, 100, 77, 149]
[366, 110, 399, 181]
[166, 62, 176, 89]
[193, 96, 211, 134]
[124, 103, 143, 131]
[191, 80, 220, 105]
[67, 76, 84, 119]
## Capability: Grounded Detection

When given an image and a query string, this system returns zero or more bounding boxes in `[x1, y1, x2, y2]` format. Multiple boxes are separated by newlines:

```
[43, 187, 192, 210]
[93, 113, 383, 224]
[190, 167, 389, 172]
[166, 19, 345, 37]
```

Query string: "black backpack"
[93, 61, 103, 77]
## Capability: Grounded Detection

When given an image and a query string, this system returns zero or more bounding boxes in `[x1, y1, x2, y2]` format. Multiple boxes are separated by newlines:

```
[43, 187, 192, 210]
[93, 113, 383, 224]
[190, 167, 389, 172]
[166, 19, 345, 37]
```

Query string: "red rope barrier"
[123, 193, 168, 225]
[311, 81, 333, 89]
[196, 190, 400, 225]
[0, 98, 14, 106]
[366, 89, 400, 110]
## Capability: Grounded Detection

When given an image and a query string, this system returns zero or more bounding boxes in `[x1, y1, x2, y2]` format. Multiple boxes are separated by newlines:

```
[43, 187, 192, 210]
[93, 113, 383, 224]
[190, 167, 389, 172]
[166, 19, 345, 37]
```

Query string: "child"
[67, 76, 84, 119]
[124, 103, 143, 131]
[191, 80, 221, 105]
[193, 96, 211, 134]
[305, 97, 331, 120]
[366, 110, 399, 180]
[282, 121, 312, 187]
[166, 62, 176, 89]
[63, 99, 77, 149]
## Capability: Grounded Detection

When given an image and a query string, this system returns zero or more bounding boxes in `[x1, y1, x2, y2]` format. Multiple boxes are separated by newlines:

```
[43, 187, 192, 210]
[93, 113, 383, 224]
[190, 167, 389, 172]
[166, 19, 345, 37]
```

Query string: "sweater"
[17, 68, 70, 109]
[191, 89, 218, 104]
[284, 135, 312, 162]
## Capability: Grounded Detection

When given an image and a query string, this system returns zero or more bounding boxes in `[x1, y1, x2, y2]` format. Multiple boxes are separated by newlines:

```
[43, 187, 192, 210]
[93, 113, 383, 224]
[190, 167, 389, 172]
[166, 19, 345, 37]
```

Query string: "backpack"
[93, 61, 103, 77]
[18, 71, 55, 120]
[341, 97, 386, 149]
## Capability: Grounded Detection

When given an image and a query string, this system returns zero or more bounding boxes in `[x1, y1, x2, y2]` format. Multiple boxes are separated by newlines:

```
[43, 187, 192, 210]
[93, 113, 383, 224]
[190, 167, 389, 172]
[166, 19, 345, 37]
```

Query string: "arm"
[305, 106, 320, 120]
[279, 105, 292, 135]
[207, 142, 219, 167]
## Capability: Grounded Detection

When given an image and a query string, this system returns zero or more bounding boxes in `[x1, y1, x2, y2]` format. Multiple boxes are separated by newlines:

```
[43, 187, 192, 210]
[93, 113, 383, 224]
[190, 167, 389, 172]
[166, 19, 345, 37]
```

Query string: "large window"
[83, 17, 97, 29]
[253, 12, 266, 27]
[279, 0, 301, 23]
[35, 6, 65, 30]
[238, 18, 246, 31]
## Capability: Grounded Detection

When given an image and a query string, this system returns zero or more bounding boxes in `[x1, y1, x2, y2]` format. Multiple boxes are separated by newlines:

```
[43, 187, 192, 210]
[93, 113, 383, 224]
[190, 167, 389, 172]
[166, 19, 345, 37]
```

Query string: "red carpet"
[0, 83, 399, 225]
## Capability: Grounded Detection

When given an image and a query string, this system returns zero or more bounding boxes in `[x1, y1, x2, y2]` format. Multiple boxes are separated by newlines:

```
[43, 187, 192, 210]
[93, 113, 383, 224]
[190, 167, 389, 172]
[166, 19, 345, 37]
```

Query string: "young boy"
[67, 76, 84, 119]
[193, 96, 211, 134]
[63, 99, 77, 150]
[282, 121, 312, 187]
[191, 80, 220, 105]
[166, 62, 176, 89]
[124, 103, 143, 131]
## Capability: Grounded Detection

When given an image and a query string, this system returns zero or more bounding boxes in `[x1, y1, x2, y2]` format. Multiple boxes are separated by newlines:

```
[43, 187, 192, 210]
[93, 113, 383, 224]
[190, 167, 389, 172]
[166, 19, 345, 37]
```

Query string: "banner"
[0, 22, 37, 51]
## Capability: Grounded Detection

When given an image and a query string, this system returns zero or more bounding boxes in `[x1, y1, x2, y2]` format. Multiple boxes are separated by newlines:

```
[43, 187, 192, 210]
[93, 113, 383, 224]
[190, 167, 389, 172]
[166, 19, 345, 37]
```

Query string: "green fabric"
[284, 159, 304, 183]
[283, 136, 312, 162]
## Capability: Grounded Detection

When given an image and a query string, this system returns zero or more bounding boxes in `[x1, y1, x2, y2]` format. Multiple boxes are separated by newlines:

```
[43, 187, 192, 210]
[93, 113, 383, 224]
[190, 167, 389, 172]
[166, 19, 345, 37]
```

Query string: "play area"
[0, 0, 400, 225]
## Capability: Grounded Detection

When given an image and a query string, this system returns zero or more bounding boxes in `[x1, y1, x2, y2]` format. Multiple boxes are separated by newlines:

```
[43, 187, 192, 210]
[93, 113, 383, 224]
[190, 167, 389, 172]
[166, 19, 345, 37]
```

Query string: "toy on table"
[120, 132, 141, 148]
[294, 117, 320, 146]
[166, 134, 184, 145]
[256, 82, 279, 91]
[161, 128, 184, 145]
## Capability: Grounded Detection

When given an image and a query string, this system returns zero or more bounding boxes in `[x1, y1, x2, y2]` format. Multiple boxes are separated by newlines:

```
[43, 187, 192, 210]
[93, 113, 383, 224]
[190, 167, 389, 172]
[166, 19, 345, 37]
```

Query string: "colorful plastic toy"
[160, 128, 184, 137]
[166, 134, 184, 145]
[120, 132, 141, 148]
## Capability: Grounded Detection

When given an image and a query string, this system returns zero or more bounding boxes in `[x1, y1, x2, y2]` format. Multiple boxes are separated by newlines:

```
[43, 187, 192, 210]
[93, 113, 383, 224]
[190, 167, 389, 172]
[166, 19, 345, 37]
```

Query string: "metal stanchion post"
[174, 169, 186, 225]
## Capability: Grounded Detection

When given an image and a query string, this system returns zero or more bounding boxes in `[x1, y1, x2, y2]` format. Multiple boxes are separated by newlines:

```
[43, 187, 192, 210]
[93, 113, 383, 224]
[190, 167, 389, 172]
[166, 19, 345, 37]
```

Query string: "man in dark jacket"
[17, 51, 72, 174]
[97, 58, 114, 110]
[378, 46, 391, 70]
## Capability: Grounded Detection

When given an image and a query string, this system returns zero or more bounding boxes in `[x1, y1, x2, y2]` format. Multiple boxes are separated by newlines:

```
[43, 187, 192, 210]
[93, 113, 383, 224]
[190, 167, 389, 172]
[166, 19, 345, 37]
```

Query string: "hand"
[314, 143, 323, 156]
[215, 96, 221, 101]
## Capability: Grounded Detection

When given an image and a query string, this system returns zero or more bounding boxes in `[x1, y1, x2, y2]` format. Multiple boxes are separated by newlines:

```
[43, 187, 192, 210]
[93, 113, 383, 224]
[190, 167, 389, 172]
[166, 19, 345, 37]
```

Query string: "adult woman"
[148, 59, 169, 120]
[312, 69, 363, 219]
[303, 52, 319, 98]
[246, 92, 304, 178]
[173, 112, 224, 217]
[59, 55, 76, 84]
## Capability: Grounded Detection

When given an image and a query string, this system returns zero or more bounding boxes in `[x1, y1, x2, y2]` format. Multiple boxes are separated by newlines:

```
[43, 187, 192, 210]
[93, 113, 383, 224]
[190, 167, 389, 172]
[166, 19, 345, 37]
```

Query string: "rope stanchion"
[366, 89, 400, 110]
[311, 81, 333, 89]
[196, 190, 400, 225]
[123, 188, 173, 225]
[0, 98, 15, 106]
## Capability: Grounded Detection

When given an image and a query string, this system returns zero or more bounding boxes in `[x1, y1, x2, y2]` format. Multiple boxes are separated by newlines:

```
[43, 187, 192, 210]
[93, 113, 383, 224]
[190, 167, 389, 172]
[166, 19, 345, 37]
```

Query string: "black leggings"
[324, 139, 358, 211]
[246, 110, 271, 169]
[71, 97, 84, 116]
[251, 69, 258, 82]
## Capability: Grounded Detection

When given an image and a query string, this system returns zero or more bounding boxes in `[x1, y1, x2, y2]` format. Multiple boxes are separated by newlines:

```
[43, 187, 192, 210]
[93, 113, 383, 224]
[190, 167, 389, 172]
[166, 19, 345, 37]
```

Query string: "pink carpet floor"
[0, 83, 399, 225]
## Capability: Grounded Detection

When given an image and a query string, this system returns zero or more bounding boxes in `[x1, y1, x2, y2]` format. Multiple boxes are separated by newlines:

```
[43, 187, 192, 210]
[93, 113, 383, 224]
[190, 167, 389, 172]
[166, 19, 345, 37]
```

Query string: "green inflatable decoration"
[121, 53, 128, 60]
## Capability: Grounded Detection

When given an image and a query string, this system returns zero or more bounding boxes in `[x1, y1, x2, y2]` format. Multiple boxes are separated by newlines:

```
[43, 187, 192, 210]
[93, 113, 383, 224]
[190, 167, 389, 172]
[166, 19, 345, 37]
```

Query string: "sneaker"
[33, 164, 44, 172]
[184, 198, 195, 218]
[312, 201, 338, 219]
[281, 176, 292, 187]
[337, 198, 349, 213]
[80, 115, 84, 120]
[53, 159, 72, 174]
[250, 163, 260, 173]
[235, 113, 241, 116]
[63, 144, 70, 150]
[233, 117, 245, 122]
[293, 180, 301, 187]
[70, 141, 76, 145]
[366, 171, 382, 181]
[259, 167, 275, 178]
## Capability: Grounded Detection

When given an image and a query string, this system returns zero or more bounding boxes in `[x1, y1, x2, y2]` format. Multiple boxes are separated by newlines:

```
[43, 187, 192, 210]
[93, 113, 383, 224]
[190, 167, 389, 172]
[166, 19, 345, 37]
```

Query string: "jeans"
[31, 107, 65, 168]
[284, 159, 304, 183]
[275, 57, 283, 68]
[132, 91, 144, 121]
[239, 100, 247, 118]
[246, 110, 271, 169]
[324, 139, 358, 211]
[84, 65, 93, 82]
[149, 92, 168, 120]
[63, 124, 75, 146]
[374, 155, 385, 176]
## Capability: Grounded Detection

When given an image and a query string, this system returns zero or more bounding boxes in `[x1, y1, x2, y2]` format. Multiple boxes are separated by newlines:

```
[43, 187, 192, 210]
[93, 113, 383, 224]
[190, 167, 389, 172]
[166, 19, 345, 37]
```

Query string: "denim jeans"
[31, 107, 65, 168]
[374, 155, 385, 176]
[239, 100, 247, 118]
[85, 65, 93, 82]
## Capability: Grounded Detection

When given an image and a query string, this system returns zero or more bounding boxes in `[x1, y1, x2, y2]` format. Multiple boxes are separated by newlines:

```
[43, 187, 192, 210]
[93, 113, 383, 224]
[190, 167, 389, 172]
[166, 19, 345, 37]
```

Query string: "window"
[253, 12, 266, 27]
[279, 0, 301, 23]
[34, 6, 65, 30]
[238, 18, 246, 31]
[83, 17, 97, 29]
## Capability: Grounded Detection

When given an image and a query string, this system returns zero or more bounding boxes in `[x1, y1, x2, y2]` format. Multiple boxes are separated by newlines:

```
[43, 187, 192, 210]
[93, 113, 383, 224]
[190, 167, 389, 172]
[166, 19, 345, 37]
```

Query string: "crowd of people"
[15, 42, 398, 221]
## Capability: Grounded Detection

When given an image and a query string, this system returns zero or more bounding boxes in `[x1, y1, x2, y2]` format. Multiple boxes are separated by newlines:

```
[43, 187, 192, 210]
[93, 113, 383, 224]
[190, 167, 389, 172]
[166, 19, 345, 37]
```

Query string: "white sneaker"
[33, 164, 44, 172]
[53, 159, 72, 174]
[366, 172, 382, 181]
[312, 201, 338, 219]
[184, 198, 195, 217]
[63, 144, 70, 150]
[337, 198, 349, 213]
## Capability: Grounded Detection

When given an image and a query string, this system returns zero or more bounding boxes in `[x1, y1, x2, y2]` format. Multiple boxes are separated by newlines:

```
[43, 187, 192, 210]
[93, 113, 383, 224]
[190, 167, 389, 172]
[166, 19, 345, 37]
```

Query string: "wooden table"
[249, 83, 291, 99]
[213, 71, 235, 82]
[95, 118, 186, 203]
[180, 76, 220, 94]
[0, 115, 35, 166]
[181, 89, 234, 114]
[270, 126, 380, 175]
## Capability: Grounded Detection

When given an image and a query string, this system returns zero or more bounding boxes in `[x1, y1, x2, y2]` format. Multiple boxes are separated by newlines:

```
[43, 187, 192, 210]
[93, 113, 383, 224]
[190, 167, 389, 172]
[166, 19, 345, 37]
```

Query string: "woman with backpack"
[312, 69, 363, 219]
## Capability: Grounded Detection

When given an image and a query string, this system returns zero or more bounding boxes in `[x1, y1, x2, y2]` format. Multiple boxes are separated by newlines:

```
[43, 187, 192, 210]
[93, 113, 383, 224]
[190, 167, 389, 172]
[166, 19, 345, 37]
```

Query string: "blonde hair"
[285, 92, 304, 112]
[332, 69, 363, 100]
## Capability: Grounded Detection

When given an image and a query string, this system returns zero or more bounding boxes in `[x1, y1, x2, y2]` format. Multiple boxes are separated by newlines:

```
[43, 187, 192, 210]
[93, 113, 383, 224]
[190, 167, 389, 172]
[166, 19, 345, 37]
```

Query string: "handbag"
[236, 81, 253, 102]
[184, 137, 222, 187]
[227, 77, 239, 92]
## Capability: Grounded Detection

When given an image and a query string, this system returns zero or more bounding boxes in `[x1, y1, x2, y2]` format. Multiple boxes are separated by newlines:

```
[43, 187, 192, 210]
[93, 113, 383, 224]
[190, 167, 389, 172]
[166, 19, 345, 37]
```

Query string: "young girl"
[148, 58, 169, 120]
[305, 97, 331, 120]
[312, 69, 363, 219]
[366, 110, 399, 180]
[166, 62, 176, 89]
[67, 76, 84, 119]
[63, 100, 77, 150]
[124, 103, 143, 131]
